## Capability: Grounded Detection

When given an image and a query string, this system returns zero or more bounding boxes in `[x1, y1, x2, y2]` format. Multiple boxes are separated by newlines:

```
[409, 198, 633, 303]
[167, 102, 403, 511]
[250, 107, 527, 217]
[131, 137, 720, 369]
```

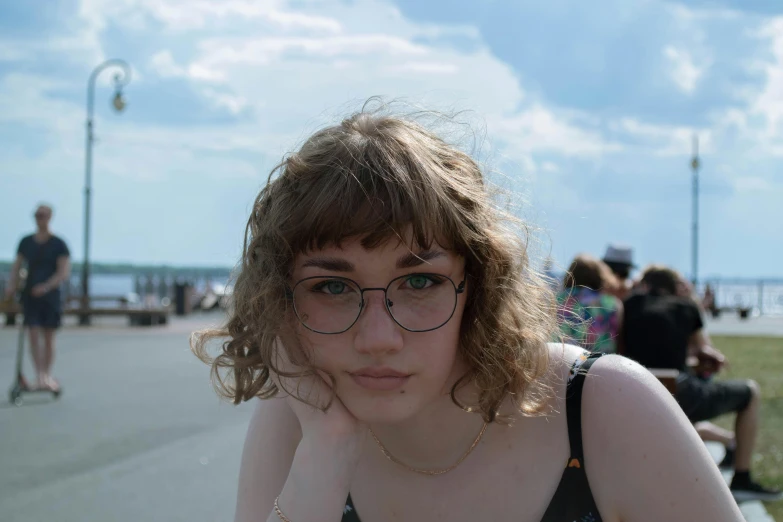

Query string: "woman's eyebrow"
[300, 257, 355, 272]
[396, 249, 447, 269]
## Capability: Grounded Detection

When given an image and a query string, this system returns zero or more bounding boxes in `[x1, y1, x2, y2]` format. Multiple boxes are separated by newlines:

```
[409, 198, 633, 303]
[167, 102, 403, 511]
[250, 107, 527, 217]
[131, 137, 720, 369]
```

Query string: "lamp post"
[80, 59, 131, 325]
[690, 134, 700, 287]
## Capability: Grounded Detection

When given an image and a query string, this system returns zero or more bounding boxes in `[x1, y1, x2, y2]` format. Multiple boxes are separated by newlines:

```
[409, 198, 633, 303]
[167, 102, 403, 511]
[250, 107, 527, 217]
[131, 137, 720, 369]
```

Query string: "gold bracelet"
[274, 496, 292, 522]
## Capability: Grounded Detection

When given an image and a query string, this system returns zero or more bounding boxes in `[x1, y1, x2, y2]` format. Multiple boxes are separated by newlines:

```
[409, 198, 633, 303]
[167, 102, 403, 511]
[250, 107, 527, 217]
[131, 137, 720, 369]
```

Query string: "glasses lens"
[386, 274, 457, 332]
[293, 277, 362, 333]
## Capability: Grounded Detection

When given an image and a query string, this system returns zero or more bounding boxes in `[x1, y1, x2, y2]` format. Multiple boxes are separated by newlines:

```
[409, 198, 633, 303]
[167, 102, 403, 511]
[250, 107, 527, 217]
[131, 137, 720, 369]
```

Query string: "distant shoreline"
[0, 260, 233, 277]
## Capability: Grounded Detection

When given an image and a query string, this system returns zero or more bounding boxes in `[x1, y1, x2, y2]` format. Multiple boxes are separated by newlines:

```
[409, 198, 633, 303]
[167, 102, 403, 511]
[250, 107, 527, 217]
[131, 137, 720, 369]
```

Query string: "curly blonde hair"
[191, 106, 558, 422]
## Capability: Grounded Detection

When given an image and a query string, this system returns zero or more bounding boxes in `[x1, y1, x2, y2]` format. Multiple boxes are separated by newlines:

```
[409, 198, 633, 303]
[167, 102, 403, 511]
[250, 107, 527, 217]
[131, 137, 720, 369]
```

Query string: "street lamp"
[80, 59, 132, 325]
[690, 134, 700, 288]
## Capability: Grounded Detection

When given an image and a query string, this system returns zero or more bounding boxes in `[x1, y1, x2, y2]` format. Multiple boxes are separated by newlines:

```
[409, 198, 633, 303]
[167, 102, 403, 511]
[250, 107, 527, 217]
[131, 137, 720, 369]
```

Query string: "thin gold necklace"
[369, 421, 488, 476]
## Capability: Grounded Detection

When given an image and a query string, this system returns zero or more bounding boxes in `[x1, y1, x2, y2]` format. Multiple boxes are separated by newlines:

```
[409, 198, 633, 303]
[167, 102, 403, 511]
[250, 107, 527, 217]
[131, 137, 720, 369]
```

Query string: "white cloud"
[80, 0, 343, 32]
[750, 18, 783, 143]
[0, 43, 30, 62]
[541, 161, 559, 173]
[616, 117, 708, 156]
[664, 45, 705, 93]
[665, 2, 741, 24]
[201, 88, 248, 114]
[0, 74, 83, 133]
[188, 34, 429, 79]
[98, 0, 623, 164]
[734, 176, 772, 192]
[149, 50, 186, 77]
[491, 105, 622, 157]
[388, 62, 460, 74]
[40, 0, 604, 153]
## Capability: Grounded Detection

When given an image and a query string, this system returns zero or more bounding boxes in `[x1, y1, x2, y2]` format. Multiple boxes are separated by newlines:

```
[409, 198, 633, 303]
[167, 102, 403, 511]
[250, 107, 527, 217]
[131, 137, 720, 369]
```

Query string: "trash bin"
[174, 283, 193, 316]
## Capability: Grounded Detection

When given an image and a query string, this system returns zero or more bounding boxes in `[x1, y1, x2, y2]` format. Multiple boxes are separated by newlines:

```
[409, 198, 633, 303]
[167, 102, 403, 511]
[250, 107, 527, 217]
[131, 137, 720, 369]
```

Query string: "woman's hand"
[272, 338, 367, 446]
[265, 339, 366, 522]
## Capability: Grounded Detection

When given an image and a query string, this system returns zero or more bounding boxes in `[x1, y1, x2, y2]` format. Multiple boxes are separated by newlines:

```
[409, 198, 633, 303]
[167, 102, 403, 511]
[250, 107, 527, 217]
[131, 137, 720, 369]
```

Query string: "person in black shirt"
[621, 265, 781, 502]
[4, 204, 71, 392]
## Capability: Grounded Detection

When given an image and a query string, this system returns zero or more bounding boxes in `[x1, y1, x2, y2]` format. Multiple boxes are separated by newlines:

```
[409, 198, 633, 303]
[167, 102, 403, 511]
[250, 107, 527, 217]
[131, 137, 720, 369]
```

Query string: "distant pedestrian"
[4, 204, 71, 392]
[703, 283, 717, 317]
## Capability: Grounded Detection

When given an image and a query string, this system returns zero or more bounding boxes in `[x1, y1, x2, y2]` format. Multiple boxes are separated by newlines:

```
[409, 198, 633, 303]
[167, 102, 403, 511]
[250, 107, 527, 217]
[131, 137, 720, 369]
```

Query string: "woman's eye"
[406, 275, 434, 289]
[314, 281, 348, 295]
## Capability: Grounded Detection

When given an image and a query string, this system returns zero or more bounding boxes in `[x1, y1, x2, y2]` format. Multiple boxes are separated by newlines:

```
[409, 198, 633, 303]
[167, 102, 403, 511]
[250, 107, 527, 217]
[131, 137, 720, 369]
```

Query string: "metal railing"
[696, 279, 783, 316]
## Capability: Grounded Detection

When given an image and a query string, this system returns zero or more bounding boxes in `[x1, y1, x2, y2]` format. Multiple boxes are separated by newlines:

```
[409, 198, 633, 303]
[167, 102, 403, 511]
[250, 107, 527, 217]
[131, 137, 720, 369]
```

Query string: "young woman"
[192, 108, 743, 522]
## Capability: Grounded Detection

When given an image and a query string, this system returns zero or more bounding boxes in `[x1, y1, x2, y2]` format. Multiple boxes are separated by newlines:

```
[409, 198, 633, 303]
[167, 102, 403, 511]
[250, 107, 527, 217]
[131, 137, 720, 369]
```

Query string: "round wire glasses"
[289, 273, 466, 334]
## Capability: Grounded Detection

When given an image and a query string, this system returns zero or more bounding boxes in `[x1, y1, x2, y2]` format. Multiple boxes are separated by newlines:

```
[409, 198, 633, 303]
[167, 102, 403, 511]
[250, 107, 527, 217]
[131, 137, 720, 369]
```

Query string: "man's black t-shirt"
[16, 234, 70, 305]
[621, 292, 704, 371]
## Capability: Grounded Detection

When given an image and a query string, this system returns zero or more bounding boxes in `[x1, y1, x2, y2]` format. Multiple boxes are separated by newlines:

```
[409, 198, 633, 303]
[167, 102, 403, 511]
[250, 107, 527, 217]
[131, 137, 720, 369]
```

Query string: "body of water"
[59, 274, 231, 308]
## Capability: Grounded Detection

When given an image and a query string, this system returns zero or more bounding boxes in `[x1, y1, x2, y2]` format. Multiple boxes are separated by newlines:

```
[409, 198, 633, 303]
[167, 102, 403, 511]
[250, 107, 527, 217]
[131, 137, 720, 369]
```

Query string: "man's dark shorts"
[22, 298, 62, 329]
[675, 373, 753, 423]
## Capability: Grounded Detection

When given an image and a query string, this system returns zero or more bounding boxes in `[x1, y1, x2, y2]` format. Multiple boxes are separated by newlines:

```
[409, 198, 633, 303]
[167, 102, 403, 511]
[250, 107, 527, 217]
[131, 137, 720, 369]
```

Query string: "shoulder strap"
[343, 495, 360, 522]
[566, 352, 603, 462]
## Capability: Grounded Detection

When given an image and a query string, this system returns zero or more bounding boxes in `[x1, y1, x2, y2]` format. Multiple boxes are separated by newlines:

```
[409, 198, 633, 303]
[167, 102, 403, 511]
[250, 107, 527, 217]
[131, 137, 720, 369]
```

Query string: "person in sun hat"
[602, 244, 636, 301]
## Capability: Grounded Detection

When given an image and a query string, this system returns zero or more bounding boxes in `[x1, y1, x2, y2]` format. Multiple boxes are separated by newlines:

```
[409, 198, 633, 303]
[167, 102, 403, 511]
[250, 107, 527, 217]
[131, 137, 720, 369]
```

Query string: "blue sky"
[1, 0, 782, 278]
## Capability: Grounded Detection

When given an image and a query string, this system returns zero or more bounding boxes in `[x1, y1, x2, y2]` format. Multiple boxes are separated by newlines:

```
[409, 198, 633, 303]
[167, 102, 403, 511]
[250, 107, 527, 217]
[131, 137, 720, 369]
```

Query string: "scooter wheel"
[9, 387, 23, 406]
[52, 388, 62, 399]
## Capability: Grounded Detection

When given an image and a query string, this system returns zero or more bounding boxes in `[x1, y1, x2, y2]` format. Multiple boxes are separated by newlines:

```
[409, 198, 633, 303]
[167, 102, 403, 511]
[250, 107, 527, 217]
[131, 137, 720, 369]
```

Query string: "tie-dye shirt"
[557, 287, 622, 354]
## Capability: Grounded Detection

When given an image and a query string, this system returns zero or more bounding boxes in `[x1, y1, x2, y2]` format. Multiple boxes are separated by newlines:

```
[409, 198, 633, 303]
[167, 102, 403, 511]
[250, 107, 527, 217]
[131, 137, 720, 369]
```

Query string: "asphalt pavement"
[0, 313, 254, 522]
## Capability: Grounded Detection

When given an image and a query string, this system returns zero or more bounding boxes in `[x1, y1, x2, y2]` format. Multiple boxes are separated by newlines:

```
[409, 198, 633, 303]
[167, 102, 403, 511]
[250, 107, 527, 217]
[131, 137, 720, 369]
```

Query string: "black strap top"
[341, 351, 604, 522]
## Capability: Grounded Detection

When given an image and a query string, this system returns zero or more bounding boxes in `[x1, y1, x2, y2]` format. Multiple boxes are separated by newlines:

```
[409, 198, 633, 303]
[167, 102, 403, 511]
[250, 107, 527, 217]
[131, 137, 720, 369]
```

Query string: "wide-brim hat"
[602, 244, 636, 268]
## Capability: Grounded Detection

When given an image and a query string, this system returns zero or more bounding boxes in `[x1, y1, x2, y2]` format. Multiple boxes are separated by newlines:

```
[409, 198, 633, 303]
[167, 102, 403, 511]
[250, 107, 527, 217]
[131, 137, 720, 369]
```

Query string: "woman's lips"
[349, 368, 411, 391]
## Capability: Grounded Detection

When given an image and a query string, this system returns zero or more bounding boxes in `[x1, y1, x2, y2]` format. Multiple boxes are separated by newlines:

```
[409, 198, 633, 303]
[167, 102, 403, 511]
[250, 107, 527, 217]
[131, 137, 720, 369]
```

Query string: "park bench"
[710, 306, 754, 320]
[0, 301, 169, 327]
[649, 367, 774, 521]
[649, 368, 679, 394]
[705, 442, 775, 521]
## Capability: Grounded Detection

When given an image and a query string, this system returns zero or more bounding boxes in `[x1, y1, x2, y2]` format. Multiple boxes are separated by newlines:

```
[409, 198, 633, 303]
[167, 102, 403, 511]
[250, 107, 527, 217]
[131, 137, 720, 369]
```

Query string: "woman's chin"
[342, 394, 424, 425]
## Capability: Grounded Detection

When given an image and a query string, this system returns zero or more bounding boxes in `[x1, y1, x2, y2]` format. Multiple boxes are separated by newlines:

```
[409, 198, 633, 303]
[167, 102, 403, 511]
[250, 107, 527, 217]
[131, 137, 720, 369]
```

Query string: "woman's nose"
[353, 291, 403, 354]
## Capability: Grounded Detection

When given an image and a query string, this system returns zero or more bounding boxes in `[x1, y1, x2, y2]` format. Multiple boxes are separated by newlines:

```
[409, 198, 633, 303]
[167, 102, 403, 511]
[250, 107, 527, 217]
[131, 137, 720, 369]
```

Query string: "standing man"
[4, 204, 71, 391]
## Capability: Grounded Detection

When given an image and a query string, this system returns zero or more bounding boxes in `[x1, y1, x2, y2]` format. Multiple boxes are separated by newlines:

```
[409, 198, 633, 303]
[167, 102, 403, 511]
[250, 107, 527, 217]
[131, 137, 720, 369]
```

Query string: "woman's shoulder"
[571, 352, 742, 519]
[545, 342, 592, 379]
[542, 344, 674, 425]
[548, 345, 669, 405]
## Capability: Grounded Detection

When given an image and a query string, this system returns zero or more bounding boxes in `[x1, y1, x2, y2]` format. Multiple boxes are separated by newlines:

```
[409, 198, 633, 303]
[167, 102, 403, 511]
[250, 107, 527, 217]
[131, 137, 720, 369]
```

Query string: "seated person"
[621, 265, 781, 502]
[673, 276, 739, 466]
[557, 254, 622, 354]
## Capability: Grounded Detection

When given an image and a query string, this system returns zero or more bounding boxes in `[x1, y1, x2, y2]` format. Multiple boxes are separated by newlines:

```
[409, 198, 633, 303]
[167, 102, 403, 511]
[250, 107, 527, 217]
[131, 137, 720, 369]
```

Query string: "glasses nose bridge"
[358, 286, 390, 308]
